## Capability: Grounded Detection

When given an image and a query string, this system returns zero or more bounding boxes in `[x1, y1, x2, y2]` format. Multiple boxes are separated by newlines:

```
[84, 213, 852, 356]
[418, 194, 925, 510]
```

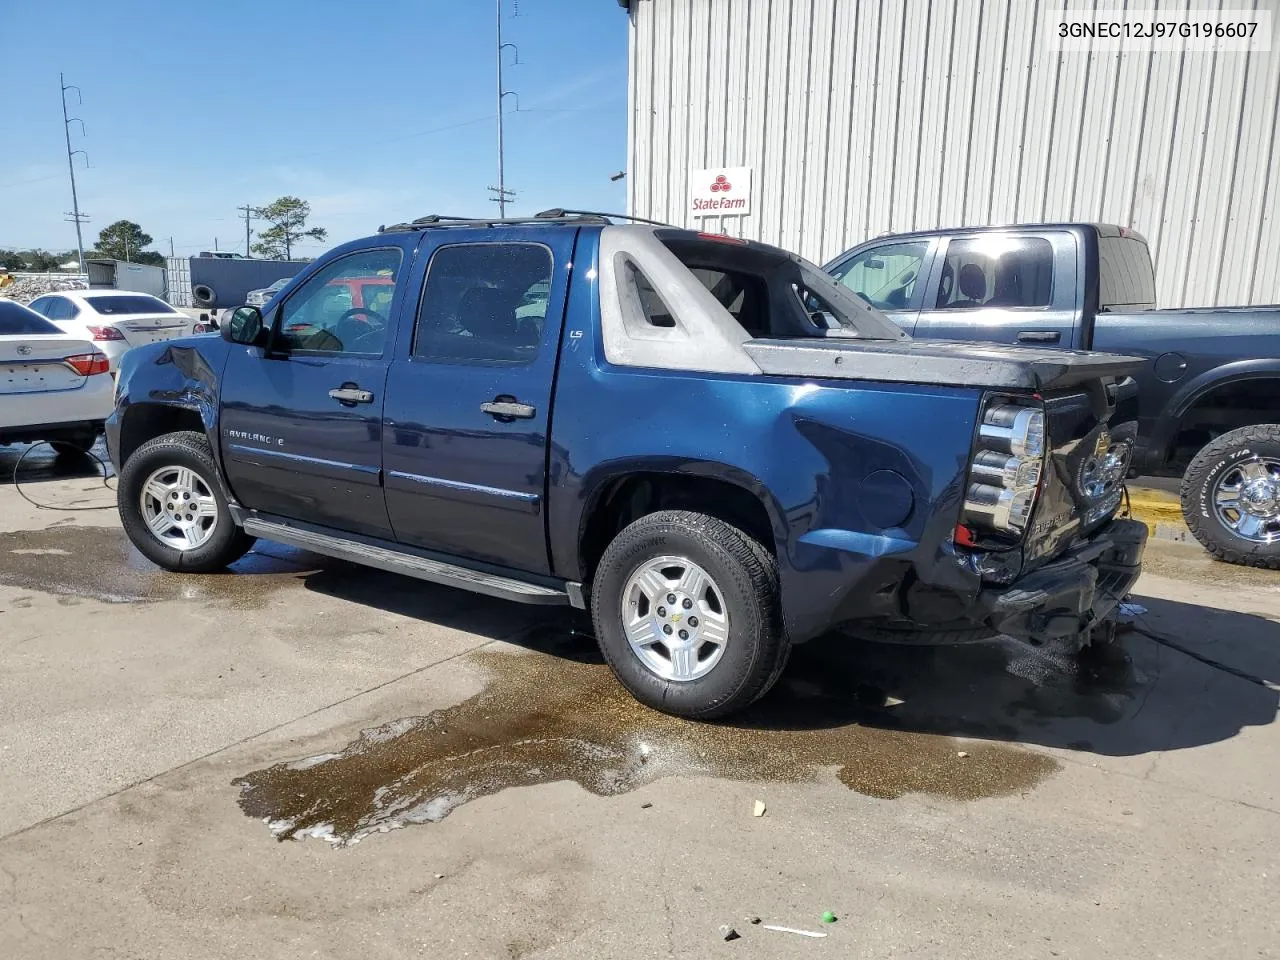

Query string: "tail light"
[86, 325, 126, 341]
[64, 352, 111, 377]
[961, 398, 1046, 537]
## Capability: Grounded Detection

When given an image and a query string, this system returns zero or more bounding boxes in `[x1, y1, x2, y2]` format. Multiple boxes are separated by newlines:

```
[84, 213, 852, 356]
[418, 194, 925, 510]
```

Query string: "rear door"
[219, 241, 414, 539]
[910, 231, 1079, 346]
[382, 227, 576, 574]
[825, 237, 936, 334]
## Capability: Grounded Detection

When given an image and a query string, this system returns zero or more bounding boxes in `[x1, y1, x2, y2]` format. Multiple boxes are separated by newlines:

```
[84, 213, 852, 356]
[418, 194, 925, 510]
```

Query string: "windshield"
[87, 295, 177, 315]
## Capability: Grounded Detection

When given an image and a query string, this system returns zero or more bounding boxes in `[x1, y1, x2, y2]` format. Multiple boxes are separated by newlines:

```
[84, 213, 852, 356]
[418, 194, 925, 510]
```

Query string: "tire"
[118, 430, 255, 572]
[192, 283, 217, 308]
[1180, 424, 1280, 570]
[53, 431, 99, 455]
[590, 510, 790, 719]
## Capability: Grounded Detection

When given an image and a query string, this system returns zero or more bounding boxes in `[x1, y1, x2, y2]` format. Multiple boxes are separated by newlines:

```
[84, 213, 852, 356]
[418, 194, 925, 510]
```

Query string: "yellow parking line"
[1126, 486, 1185, 534]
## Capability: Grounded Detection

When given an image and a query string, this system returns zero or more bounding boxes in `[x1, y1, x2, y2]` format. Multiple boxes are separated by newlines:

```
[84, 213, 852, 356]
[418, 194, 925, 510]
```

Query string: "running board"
[241, 517, 569, 606]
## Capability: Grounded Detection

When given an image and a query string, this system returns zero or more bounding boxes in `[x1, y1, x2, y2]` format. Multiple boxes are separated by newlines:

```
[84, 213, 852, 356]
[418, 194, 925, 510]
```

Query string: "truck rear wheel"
[1181, 424, 1280, 570]
[590, 510, 789, 719]
[118, 431, 256, 573]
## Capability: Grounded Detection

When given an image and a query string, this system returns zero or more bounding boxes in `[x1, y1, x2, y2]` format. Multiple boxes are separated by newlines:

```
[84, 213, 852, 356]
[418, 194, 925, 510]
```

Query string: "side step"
[241, 517, 569, 606]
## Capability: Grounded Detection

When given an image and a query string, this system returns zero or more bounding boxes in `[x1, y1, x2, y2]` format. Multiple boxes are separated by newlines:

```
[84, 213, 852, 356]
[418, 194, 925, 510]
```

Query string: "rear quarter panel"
[1091, 306, 1280, 467]
[549, 243, 984, 642]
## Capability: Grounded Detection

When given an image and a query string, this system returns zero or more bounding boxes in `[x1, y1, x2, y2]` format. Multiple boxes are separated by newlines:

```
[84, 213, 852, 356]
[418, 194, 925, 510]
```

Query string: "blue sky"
[0, 0, 629, 258]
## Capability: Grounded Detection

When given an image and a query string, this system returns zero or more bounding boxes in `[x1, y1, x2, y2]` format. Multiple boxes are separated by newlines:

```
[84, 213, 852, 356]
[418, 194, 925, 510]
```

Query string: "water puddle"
[0, 524, 323, 607]
[234, 641, 1062, 847]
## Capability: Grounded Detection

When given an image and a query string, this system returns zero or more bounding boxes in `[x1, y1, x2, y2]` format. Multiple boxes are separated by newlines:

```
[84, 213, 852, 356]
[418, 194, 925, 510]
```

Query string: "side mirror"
[222, 305, 266, 346]
[866, 258, 885, 269]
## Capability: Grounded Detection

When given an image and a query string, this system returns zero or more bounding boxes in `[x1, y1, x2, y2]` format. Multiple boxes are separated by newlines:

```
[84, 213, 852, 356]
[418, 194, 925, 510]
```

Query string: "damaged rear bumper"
[977, 518, 1148, 643]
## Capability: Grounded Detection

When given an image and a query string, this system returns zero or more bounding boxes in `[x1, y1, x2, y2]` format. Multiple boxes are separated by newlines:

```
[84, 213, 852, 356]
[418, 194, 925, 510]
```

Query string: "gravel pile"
[0, 273, 88, 304]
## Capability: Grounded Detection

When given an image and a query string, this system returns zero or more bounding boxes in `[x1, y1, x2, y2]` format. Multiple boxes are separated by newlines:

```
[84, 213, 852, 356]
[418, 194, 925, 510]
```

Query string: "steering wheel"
[336, 306, 386, 327]
[333, 306, 387, 353]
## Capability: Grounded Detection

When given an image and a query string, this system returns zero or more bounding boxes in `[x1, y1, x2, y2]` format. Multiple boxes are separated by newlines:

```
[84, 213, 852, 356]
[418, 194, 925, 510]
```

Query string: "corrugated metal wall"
[627, 0, 1280, 308]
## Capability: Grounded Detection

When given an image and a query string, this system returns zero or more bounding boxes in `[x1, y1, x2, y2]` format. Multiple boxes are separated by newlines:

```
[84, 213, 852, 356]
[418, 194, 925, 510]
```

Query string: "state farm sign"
[689, 166, 752, 217]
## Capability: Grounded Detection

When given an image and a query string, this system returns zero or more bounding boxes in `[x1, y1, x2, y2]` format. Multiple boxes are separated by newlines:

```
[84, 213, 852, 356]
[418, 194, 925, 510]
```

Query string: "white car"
[26, 289, 191, 372]
[0, 299, 114, 451]
[245, 276, 292, 307]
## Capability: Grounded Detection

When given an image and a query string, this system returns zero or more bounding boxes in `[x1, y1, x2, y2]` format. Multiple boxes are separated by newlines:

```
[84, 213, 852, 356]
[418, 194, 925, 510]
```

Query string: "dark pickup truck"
[827, 224, 1280, 569]
[108, 212, 1146, 718]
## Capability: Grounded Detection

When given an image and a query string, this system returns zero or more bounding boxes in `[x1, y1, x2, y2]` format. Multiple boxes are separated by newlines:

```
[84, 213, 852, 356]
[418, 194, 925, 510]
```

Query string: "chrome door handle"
[1016, 331, 1061, 343]
[328, 385, 374, 404]
[480, 398, 536, 420]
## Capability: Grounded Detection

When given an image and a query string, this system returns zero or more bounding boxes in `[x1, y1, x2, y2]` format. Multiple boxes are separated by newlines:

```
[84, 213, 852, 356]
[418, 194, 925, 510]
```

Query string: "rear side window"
[1098, 236, 1156, 309]
[413, 243, 553, 364]
[37, 296, 78, 321]
[0, 301, 62, 335]
[935, 236, 1054, 309]
[86, 295, 175, 314]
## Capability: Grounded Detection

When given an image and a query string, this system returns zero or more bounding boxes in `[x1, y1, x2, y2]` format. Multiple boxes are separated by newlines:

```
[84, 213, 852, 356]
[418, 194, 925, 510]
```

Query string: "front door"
[382, 229, 575, 575]
[826, 238, 935, 335]
[219, 244, 410, 539]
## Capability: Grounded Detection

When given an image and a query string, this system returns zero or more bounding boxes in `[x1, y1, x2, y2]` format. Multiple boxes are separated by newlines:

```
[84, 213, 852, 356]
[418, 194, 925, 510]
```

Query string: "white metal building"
[623, 0, 1280, 307]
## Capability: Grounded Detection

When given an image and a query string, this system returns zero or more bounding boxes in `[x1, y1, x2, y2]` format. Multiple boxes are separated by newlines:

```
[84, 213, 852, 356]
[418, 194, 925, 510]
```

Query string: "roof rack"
[377, 208, 672, 234]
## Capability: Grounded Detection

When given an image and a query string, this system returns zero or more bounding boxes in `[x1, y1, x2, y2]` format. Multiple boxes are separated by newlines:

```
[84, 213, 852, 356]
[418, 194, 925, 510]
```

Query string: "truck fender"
[572, 459, 788, 577]
[1150, 358, 1280, 461]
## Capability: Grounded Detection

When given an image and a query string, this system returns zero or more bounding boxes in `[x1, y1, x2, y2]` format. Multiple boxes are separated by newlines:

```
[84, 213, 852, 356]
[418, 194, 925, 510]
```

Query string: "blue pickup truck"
[108, 212, 1148, 718]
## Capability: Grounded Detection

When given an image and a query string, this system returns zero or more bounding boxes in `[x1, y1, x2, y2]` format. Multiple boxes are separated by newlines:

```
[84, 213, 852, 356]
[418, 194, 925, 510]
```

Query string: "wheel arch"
[117, 402, 208, 467]
[574, 465, 783, 587]
[1154, 364, 1280, 467]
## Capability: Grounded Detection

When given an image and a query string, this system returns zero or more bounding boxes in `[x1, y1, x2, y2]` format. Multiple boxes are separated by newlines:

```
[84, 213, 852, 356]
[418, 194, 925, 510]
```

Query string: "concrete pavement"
[1, 450, 1277, 959]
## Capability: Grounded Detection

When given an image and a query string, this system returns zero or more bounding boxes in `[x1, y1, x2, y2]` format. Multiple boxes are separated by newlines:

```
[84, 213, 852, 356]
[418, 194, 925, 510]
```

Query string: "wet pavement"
[234, 641, 1060, 846]
[1, 481, 1278, 958]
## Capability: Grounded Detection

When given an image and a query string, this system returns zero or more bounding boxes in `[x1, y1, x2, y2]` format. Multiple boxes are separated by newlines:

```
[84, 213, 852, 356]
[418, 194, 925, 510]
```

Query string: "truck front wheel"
[1181, 423, 1280, 570]
[118, 431, 256, 572]
[590, 510, 790, 719]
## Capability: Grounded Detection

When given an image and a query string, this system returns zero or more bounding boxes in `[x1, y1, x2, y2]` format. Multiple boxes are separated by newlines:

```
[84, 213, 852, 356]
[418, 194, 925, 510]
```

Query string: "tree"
[96, 220, 154, 262]
[0, 250, 25, 270]
[251, 196, 327, 261]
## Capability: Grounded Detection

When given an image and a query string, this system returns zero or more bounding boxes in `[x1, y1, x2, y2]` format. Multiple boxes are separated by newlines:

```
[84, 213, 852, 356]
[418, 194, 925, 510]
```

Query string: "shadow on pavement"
[304, 564, 1278, 758]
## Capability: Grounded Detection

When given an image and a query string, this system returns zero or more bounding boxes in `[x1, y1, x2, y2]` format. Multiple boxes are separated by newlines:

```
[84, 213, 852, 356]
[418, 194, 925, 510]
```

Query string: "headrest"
[958, 263, 987, 301]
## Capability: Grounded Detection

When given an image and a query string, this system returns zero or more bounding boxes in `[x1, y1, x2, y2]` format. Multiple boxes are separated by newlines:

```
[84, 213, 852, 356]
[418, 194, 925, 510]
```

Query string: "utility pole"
[123, 236, 131, 262]
[237, 204, 259, 257]
[167, 237, 175, 257]
[489, 0, 518, 217]
[60, 73, 89, 270]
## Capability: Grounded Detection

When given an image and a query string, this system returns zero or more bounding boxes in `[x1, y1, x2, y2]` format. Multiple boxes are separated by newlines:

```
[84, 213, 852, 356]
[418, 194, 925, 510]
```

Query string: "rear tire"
[118, 431, 255, 572]
[590, 510, 790, 719]
[1181, 424, 1280, 570]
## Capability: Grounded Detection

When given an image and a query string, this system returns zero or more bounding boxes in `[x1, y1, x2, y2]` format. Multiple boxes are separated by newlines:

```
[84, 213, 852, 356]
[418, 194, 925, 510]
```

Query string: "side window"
[935, 236, 1054, 310]
[27, 297, 52, 316]
[413, 243, 553, 364]
[277, 248, 402, 355]
[44, 297, 74, 321]
[830, 241, 929, 311]
[1098, 237, 1156, 310]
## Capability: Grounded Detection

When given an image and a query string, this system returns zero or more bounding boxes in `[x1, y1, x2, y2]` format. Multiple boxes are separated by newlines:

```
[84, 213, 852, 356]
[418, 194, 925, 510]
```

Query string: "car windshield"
[0, 300, 62, 335]
[268, 278, 289, 292]
[87, 295, 176, 315]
